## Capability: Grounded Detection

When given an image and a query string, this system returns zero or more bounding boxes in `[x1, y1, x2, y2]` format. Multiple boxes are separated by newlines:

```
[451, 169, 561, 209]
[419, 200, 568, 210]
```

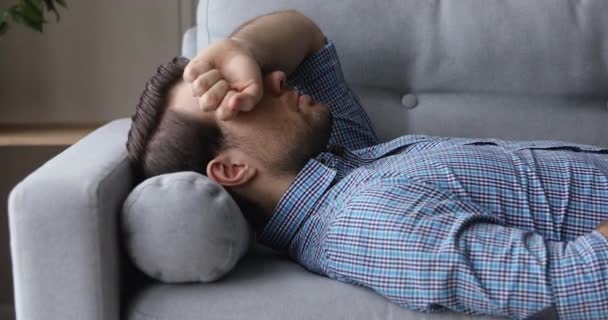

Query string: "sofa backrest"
[194, 0, 608, 146]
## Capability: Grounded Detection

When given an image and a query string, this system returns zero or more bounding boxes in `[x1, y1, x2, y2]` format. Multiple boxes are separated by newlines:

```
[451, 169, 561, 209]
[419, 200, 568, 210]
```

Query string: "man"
[126, 10, 608, 319]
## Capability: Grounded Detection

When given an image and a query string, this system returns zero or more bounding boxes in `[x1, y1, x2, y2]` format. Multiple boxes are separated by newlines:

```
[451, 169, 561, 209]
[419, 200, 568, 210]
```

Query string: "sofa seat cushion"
[125, 244, 503, 320]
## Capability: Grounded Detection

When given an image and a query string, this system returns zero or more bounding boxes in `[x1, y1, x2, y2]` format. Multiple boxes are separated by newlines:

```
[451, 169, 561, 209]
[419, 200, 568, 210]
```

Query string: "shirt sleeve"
[324, 179, 608, 319]
[286, 39, 379, 150]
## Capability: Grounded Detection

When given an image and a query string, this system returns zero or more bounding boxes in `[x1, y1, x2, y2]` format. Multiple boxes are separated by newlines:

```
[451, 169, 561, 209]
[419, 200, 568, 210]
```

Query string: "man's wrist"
[224, 37, 261, 67]
[224, 10, 325, 76]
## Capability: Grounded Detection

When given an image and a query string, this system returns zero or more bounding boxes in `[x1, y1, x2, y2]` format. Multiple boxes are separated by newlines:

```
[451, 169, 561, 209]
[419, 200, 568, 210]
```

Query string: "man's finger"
[199, 79, 230, 111]
[183, 58, 212, 83]
[191, 69, 222, 97]
[217, 90, 239, 121]
[229, 83, 263, 112]
[228, 93, 254, 112]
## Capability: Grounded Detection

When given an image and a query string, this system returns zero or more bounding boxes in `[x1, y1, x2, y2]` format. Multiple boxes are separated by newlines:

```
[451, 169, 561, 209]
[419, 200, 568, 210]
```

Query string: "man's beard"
[276, 109, 333, 175]
[235, 110, 334, 233]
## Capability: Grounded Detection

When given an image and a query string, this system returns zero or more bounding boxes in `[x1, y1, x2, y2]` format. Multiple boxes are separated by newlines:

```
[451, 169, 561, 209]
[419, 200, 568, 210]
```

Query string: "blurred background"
[0, 1, 197, 319]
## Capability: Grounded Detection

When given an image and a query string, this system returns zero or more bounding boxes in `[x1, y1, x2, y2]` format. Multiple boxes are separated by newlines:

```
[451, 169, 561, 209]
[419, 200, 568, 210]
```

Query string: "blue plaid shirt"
[259, 40, 608, 319]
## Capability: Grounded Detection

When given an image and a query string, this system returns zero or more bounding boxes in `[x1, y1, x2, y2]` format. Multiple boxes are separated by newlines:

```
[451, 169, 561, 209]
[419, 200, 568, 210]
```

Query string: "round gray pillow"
[121, 171, 254, 283]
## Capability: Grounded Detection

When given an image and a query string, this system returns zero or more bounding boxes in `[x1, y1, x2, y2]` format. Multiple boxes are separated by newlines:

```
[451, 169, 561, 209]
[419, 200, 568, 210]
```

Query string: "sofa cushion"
[353, 86, 608, 147]
[198, 0, 608, 98]
[121, 171, 253, 283]
[125, 243, 504, 320]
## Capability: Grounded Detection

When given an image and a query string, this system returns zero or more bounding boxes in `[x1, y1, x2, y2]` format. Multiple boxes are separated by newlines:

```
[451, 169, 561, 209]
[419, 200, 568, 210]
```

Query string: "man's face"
[168, 71, 333, 175]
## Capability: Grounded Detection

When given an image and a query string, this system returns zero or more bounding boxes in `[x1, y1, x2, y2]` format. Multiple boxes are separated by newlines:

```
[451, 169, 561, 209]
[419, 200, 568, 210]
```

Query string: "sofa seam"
[94, 153, 131, 320]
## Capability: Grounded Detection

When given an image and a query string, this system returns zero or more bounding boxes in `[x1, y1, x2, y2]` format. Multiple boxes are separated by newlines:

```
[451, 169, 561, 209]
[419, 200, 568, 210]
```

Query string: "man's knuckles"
[192, 80, 210, 97]
[200, 93, 219, 110]
[192, 70, 223, 96]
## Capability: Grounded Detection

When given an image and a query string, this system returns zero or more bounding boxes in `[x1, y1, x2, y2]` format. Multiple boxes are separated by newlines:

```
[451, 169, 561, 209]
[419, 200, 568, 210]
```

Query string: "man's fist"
[183, 38, 263, 120]
[596, 220, 608, 238]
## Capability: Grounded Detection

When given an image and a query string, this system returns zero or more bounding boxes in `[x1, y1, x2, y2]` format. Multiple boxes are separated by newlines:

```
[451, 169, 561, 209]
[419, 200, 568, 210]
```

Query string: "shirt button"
[401, 93, 418, 109]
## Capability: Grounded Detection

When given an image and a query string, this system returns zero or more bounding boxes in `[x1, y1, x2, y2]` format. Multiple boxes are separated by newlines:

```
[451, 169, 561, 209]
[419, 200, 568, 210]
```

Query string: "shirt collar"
[259, 157, 337, 251]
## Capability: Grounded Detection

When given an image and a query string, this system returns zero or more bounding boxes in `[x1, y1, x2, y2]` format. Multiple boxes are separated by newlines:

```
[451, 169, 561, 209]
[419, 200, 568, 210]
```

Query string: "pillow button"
[401, 93, 418, 109]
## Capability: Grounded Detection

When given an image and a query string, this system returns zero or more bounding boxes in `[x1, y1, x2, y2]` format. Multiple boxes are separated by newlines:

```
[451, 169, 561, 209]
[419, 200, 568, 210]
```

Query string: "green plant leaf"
[9, 6, 25, 25]
[22, 17, 44, 32]
[55, 0, 67, 8]
[42, 0, 61, 21]
[0, 10, 8, 25]
[23, 0, 44, 19]
[0, 10, 7, 24]
[2, 0, 67, 34]
[22, 0, 46, 30]
[0, 11, 9, 36]
[12, 2, 44, 32]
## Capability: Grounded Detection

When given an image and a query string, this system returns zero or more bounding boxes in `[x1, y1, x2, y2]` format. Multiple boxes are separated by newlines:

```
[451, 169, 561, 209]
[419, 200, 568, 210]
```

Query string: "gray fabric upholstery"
[355, 88, 608, 147]
[9, 119, 133, 320]
[8, 1, 608, 320]
[197, 0, 608, 146]
[125, 244, 501, 320]
[198, 0, 608, 97]
[181, 27, 197, 60]
[122, 171, 253, 283]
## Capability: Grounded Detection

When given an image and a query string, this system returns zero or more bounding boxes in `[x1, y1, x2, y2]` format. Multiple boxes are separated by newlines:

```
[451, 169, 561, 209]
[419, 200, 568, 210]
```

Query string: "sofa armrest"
[8, 119, 135, 320]
[182, 26, 198, 59]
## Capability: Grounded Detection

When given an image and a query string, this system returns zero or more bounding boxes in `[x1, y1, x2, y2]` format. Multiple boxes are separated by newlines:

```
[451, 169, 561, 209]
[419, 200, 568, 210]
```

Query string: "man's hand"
[596, 220, 608, 238]
[183, 10, 325, 121]
[183, 38, 263, 121]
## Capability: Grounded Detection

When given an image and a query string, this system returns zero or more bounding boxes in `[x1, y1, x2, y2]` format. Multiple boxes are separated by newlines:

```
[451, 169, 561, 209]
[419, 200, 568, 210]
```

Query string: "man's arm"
[230, 10, 379, 149]
[183, 10, 325, 119]
[284, 40, 379, 150]
[228, 10, 326, 76]
[326, 181, 608, 319]
[183, 10, 378, 148]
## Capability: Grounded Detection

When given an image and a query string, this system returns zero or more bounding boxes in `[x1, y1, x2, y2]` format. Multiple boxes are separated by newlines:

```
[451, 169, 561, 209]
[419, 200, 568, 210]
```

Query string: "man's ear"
[206, 151, 256, 187]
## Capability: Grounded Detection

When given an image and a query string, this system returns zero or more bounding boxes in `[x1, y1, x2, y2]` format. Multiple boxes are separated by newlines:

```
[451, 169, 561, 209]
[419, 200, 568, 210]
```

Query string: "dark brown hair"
[126, 56, 224, 185]
[126, 57, 269, 231]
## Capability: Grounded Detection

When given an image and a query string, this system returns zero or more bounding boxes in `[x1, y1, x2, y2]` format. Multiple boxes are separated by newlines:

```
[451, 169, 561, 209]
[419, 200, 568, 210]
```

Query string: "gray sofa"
[8, 0, 608, 319]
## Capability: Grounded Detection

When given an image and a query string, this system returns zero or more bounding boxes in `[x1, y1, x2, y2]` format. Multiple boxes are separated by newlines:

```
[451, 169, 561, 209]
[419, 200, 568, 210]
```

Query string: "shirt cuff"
[286, 38, 346, 92]
[551, 231, 608, 319]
